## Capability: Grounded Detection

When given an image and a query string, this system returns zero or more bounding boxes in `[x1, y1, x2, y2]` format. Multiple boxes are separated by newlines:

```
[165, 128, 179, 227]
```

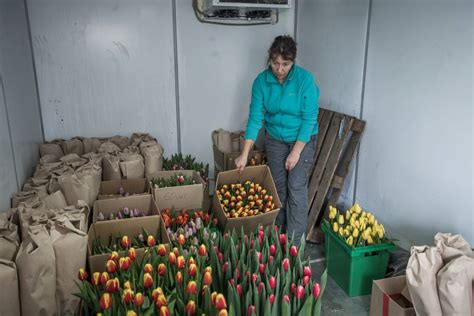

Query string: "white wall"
[0, 0, 43, 210]
[298, 0, 473, 247]
[176, 2, 295, 173]
[28, 0, 179, 153]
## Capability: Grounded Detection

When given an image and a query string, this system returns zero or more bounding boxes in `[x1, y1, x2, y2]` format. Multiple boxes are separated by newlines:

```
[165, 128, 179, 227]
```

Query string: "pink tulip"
[269, 244, 276, 256]
[313, 282, 321, 298]
[269, 276, 276, 289]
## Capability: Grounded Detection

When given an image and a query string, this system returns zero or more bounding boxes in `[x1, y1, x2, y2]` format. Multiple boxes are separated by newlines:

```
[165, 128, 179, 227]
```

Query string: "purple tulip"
[118, 187, 125, 196]
[123, 207, 130, 216]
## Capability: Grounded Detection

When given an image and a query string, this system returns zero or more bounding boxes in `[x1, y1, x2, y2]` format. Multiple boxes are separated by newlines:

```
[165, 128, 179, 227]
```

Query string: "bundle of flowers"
[163, 153, 209, 183]
[91, 229, 160, 255]
[150, 174, 196, 189]
[248, 154, 267, 167]
[216, 181, 275, 218]
[327, 203, 390, 247]
[97, 207, 145, 222]
[76, 226, 326, 315]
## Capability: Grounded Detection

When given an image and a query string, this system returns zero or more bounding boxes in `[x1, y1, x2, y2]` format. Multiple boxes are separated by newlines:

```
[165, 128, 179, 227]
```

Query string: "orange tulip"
[173, 247, 180, 257]
[159, 306, 170, 316]
[144, 263, 154, 274]
[78, 268, 88, 281]
[211, 291, 218, 306]
[128, 248, 137, 261]
[177, 256, 185, 270]
[186, 280, 197, 295]
[121, 235, 131, 248]
[99, 293, 112, 310]
[168, 252, 176, 266]
[185, 300, 196, 316]
[215, 293, 227, 310]
[158, 263, 167, 277]
[177, 234, 186, 245]
[155, 294, 167, 308]
[176, 271, 183, 284]
[124, 281, 132, 290]
[134, 292, 144, 307]
[152, 287, 163, 302]
[205, 266, 212, 274]
[188, 263, 197, 277]
[108, 251, 119, 261]
[122, 289, 134, 304]
[106, 260, 117, 274]
[105, 278, 120, 293]
[144, 272, 153, 289]
[198, 244, 207, 257]
[92, 272, 100, 286]
[188, 257, 196, 265]
[203, 271, 212, 286]
[119, 257, 131, 271]
[147, 235, 156, 247]
[218, 310, 228, 316]
[157, 244, 167, 256]
[100, 272, 110, 285]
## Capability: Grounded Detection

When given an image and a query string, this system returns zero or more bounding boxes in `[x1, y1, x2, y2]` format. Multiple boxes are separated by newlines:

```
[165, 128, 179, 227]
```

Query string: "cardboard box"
[149, 170, 205, 210]
[213, 144, 265, 172]
[212, 165, 282, 234]
[370, 276, 416, 316]
[92, 194, 158, 223]
[87, 215, 170, 273]
[98, 178, 148, 200]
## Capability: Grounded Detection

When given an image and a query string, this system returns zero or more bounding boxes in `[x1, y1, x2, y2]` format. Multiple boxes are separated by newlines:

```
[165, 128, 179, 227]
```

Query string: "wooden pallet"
[306, 108, 366, 243]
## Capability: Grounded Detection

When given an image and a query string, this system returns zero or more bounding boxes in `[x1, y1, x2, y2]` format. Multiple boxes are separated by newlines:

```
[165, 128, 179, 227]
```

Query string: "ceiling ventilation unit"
[193, 0, 292, 25]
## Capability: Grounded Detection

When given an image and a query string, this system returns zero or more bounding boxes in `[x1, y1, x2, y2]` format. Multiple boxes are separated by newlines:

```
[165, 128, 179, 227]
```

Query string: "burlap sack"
[60, 137, 84, 156]
[131, 132, 156, 146]
[109, 135, 131, 150]
[60, 153, 88, 169]
[16, 225, 57, 316]
[41, 190, 68, 210]
[435, 232, 472, 263]
[437, 255, 474, 316]
[40, 154, 60, 164]
[0, 259, 21, 316]
[0, 219, 19, 261]
[102, 153, 122, 180]
[12, 190, 46, 208]
[82, 152, 103, 168]
[39, 141, 64, 158]
[50, 217, 87, 315]
[82, 137, 102, 154]
[119, 151, 145, 179]
[97, 141, 121, 154]
[406, 245, 444, 316]
[140, 141, 164, 178]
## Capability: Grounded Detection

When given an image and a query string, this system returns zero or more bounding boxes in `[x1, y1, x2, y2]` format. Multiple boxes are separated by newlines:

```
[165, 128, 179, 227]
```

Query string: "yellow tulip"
[333, 222, 339, 233]
[338, 215, 344, 225]
[377, 227, 384, 239]
[346, 236, 354, 246]
[361, 211, 366, 218]
[353, 203, 362, 213]
[345, 211, 351, 220]
[352, 228, 359, 238]
[338, 227, 344, 236]
[367, 235, 374, 244]
[354, 220, 360, 229]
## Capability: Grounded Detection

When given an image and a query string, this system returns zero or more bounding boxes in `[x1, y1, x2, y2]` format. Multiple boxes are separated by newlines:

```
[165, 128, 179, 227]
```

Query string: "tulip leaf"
[282, 298, 291, 316]
[300, 295, 314, 315]
[229, 302, 236, 316]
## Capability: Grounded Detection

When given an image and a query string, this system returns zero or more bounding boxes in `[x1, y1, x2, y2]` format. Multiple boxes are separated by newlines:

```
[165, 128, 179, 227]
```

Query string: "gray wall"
[298, 0, 473, 248]
[0, 0, 43, 210]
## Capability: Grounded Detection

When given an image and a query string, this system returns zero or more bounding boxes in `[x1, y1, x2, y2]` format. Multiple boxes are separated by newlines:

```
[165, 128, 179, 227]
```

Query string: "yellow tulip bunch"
[328, 204, 387, 247]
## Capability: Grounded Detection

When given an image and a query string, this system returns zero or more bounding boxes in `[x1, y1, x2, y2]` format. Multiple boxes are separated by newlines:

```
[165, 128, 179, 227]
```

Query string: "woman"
[234, 35, 319, 245]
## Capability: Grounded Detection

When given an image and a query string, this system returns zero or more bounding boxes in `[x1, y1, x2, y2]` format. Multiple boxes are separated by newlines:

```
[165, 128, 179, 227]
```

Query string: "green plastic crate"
[321, 222, 395, 297]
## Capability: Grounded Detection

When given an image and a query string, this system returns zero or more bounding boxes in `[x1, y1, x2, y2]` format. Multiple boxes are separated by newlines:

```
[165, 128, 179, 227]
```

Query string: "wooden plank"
[306, 115, 354, 239]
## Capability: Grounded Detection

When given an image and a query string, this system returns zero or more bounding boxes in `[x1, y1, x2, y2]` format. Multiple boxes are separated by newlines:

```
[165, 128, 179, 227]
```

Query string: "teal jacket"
[244, 65, 319, 143]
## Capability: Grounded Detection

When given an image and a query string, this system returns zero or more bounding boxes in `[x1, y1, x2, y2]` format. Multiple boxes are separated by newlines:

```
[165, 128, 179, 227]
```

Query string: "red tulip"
[106, 260, 117, 274]
[176, 271, 183, 284]
[236, 284, 242, 296]
[211, 291, 218, 306]
[250, 239, 254, 249]
[122, 289, 134, 304]
[168, 252, 176, 266]
[158, 263, 167, 276]
[100, 293, 112, 310]
[108, 251, 119, 261]
[121, 235, 131, 248]
[222, 262, 229, 274]
[159, 306, 170, 316]
[257, 282, 264, 295]
[128, 247, 137, 261]
[144, 263, 154, 274]
[198, 244, 207, 257]
[78, 268, 88, 281]
[303, 266, 312, 278]
[186, 281, 197, 295]
[218, 252, 224, 262]
[215, 293, 227, 310]
[269, 276, 276, 289]
[188, 263, 197, 277]
[259, 263, 265, 274]
[105, 278, 119, 293]
[269, 294, 275, 305]
[282, 258, 290, 272]
[252, 273, 258, 283]
[256, 251, 262, 263]
[303, 275, 310, 286]
[144, 273, 153, 289]
[100, 272, 110, 285]
[295, 285, 305, 299]
[155, 294, 167, 308]
[284, 294, 290, 304]
[203, 271, 212, 286]
[134, 292, 144, 307]
[177, 256, 185, 269]
[279, 234, 286, 246]
[185, 300, 196, 315]
[290, 245, 298, 257]
[147, 235, 156, 247]
[152, 287, 164, 302]
[269, 244, 276, 256]
[229, 278, 235, 287]
[290, 283, 296, 294]
[119, 257, 131, 271]
[157, 243, 167, 256]
[91, 272, 100, 286]
[247, 305, 256, 316]
[173, 247, 180, 257]
[313, 282, 321, 298]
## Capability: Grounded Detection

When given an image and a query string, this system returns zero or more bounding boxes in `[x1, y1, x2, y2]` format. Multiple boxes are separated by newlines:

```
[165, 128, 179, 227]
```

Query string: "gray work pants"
[265, 133, 317, 245]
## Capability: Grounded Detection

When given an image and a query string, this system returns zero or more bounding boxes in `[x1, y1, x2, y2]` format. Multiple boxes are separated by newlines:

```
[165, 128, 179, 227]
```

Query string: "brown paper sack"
[437, 255, 474, 316]
[18, 207, 53, 241]
[60, 201, 90, 233]
[0, 259, 21, 316]
[41, 190, 68, 210]
[102, 153, 122, 180]
[109, 135, 131, 150]
[131, 132, 156, 146]
[60, 153, 87, 169]
[119, 152, 145, 179]
[60, 137, 84, 156]
[435, 232, 473, 263]
[212, 129, 233, 153]
[12, 190, 45, 208]
[82, 152, 103, 168]
[59, 163, 101, 206]
[231, 131, 244, 152]
[16, 225, 57, 316]
[406, 245, 443, 316]
[50, 217, 87, 315]
[39, 141, 64, 158]
[40, 153, 60, 164]
[0, 219, 19, 261]
[82, 137, 102, 154]
[47, 164, 75, 194]
[140, 141, 164, 178]
[23, 177, 50, 196]
[97, 141, 121, 154]
[34, 161, 63, 178]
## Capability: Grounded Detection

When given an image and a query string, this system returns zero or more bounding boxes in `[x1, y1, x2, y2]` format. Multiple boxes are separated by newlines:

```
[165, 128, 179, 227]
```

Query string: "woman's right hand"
[234, 153, 248, 173]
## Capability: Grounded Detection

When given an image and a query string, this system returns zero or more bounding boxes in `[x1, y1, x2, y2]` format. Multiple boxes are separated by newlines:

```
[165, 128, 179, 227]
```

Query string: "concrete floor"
[303, 242, 409, 316]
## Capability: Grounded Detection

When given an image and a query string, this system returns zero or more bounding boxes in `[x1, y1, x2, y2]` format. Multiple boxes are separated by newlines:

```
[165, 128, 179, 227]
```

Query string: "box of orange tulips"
[212, 165, 281, 234]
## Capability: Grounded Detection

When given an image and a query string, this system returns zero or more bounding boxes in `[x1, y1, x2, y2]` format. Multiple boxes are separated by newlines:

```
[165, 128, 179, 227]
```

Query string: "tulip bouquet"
[97, 207, 145, 222]
[327, 203, 390, 247]
[151, 174, 196, 189]
[216, 181, 275, 218]
[163, 153, 209, 183]
[91, 230, 160, 255]
[247, 154, 267, 167]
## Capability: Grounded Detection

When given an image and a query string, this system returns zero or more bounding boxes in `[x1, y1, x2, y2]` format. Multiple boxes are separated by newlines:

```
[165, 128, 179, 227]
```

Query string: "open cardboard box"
[148, 170, 205, 210]
[370, 276, 416, 316]
[97, 178, 148, 200]
[212, 165, 281, 234]
[213, 144, 265, 172]
[92, 194, 158, 223]
[87, 215, 170, 273]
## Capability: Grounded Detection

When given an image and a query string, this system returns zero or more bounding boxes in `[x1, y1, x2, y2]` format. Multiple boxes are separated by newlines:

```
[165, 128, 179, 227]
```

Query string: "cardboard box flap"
[401, 285, 413, 304]
[99, 178, 147, 195]
[370, 276, 416, 316]
[92, 194, 157, 223]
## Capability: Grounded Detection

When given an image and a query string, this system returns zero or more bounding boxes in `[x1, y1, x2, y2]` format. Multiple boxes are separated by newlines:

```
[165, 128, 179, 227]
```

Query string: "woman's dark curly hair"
[267, 35, 297, 64]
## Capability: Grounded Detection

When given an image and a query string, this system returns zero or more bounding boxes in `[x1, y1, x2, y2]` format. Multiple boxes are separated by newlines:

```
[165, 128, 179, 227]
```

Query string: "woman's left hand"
[285, 150, 301, 171]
